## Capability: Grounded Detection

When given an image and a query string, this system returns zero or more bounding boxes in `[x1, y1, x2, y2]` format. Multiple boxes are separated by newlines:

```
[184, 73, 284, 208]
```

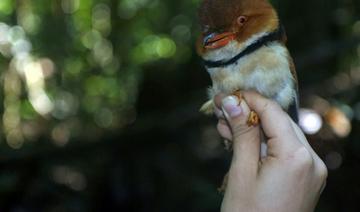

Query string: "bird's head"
[197, 0, 279, 55]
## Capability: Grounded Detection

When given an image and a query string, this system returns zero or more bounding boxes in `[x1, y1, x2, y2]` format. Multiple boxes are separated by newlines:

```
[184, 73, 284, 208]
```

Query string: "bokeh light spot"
[61, 0, 80, 14]
[52, 166, 87, 191]
[325, 107, 352, 138]
[156, 38, 176, 58]
[171, 25, 191, 42]
[353, 20, 360, 36]
[64, 58, 84, 76]
[8, 26, 25, 44]
[81, 30, 102, 49]
[333, 73, 351, 91]
[52, 91, 79, 120]
[0, 0, 14, 15]
[118, 0, 150, 19]
[93, 38, 113, 66]
[0, 23, 10, 44]
[23, 60, 54, 115]
[22, 122, 40, 141]
[325, 152, 343, 170]
[39, 58, 55, 78]
[94, 108, 114, 128]
[19, 13, 41, 35]
[6, 129, 24, 149]
[52, 124, 71, 147]
[29, 91, 54, 116]
[131, 35, 178, 63]
[11, 39, 32, 56]
[92, 3, 111, 35]
[299, 109, 323, 135]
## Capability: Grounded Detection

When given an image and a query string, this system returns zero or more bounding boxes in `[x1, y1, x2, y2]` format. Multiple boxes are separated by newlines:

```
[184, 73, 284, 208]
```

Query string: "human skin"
[214, 91, 328, 212]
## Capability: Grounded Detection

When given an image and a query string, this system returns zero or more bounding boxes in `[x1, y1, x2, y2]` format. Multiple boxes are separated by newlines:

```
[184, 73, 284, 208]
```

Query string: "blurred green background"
[0, 0, 360, 211]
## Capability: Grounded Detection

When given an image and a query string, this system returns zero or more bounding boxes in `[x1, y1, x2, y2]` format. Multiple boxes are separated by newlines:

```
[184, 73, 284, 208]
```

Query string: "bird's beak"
[203, 32, 236, 49]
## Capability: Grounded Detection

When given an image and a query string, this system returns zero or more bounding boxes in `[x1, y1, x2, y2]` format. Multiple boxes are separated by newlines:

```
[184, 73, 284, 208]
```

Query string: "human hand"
[214, 91, 327, 212]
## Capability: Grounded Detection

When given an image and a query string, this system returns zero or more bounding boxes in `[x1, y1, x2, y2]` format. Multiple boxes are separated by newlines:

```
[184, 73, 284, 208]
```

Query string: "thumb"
[221, 96, 261, 172]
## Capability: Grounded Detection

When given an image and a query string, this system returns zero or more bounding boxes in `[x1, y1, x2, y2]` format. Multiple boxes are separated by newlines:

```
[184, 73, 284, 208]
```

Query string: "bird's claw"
[232, 90, 243, 103]
[232, 90, 260, 126]
[247, 111, 259, 126]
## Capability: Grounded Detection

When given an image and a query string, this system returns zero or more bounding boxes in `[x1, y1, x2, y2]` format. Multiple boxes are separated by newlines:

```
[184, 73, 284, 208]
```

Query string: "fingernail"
[222, 96, 242, 118]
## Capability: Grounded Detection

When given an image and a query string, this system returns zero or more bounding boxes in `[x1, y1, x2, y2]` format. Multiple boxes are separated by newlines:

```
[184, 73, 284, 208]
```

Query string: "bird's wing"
[287, 56, 299, 124]
[200, 100, 215, 115]
[288, 92, 299, 124]
[288, 55, 298, 84]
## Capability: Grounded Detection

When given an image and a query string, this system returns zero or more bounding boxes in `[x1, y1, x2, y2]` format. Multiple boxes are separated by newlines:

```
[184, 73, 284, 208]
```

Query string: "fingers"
[242, 91, 293, 139]
[214, 97, 233, 140]
[217, 119, 232, 141]
[290, 120, 320, 160]
[290, 120, 328, 185]
[213, 91, 327, 182]
[241, 91, 303, 158]
[214, 94, 261, 175]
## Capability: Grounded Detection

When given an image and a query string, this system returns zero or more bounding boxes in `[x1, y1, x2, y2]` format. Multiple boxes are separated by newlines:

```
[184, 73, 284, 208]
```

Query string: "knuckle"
[232, 124, 254, 139]
[316, 160, 328, 182]
[259, 99, 290, 125]
[259, 100, 277, 115]
[288, 147, 314, 170]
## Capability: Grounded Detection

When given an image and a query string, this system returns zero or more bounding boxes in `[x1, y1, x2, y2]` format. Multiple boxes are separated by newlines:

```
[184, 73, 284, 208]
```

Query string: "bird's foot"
[247, 111, 259, 126]
[232, 90, 259, 126]
[232, 90, 243, 102]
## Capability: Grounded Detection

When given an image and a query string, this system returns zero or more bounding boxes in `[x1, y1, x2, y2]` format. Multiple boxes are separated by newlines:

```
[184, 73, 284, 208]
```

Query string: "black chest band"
[202, 26, 285, 69]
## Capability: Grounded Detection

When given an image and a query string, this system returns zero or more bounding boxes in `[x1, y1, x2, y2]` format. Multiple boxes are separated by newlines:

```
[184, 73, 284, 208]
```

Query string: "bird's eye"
[237, 16, 247, 26]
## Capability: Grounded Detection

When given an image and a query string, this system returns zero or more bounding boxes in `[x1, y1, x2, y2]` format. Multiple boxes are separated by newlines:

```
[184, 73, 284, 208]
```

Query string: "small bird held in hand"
[197, 0, 299, 126]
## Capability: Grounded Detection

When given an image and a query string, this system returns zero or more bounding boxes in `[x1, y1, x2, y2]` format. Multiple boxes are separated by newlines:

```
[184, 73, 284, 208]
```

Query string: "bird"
[197, 0, 299, 126]
[196, 0, 299, 193]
